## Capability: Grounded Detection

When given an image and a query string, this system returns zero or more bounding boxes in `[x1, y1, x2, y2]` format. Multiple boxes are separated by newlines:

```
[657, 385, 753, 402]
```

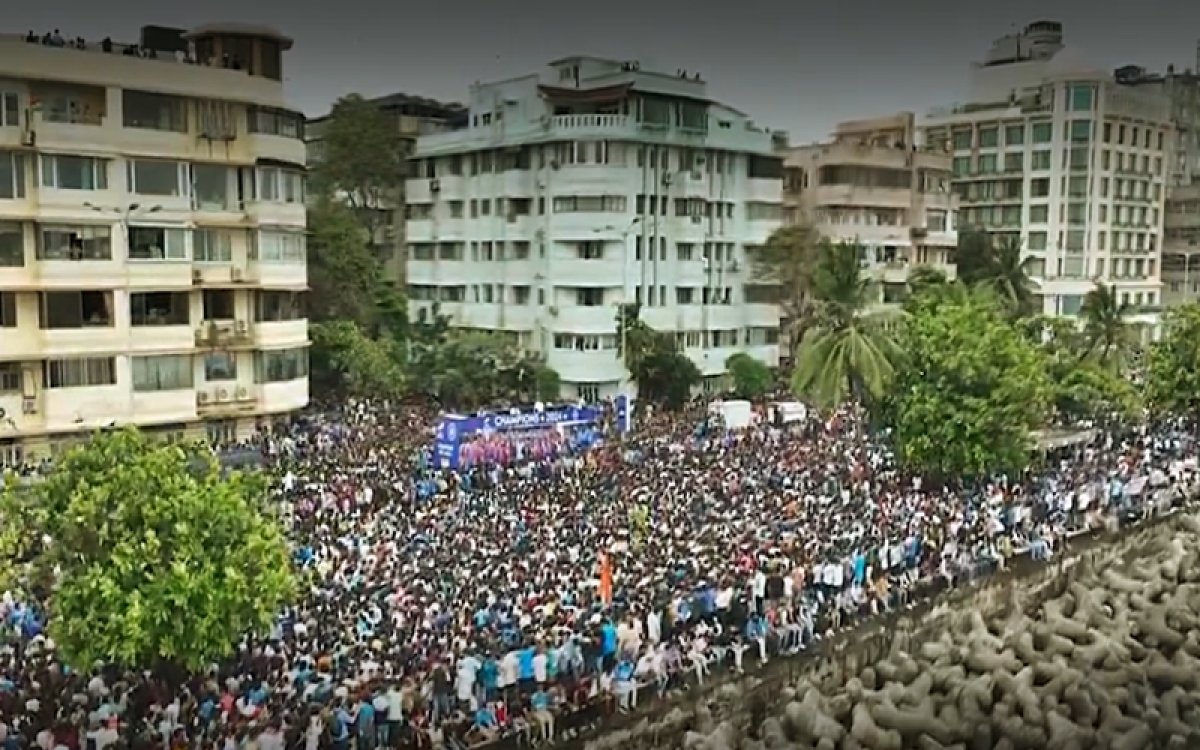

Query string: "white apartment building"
[405, 56, 784, 401]
[922, 21, 1171, 322]
[0, 24, 309, 465]
[784, 112, 958, 308]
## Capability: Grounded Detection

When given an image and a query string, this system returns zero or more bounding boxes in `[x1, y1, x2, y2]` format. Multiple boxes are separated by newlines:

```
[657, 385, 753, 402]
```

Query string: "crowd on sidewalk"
[0, 398, 1195, 750]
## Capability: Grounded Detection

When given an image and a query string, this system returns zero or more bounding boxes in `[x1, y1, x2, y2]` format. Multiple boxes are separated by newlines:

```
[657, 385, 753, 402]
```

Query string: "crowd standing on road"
[0, 398, 1195, 750]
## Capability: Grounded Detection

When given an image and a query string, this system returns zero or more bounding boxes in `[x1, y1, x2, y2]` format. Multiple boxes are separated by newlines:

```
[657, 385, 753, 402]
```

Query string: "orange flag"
[598, 551, 614, 605]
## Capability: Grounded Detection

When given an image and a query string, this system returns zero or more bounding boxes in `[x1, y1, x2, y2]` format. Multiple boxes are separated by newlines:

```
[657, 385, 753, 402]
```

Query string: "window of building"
[1069, 120, 1092, 143]
[1069, 147, 1089, 170]
[576, 242, 604, 260]
[254, 348, 308, 383]
[204, 353, 237, 381]
[0, 151, 25, 199]
[575, 288, 604, 306]
[0, 92, 18, 127]
[255, 291, 304, 322]
[1059, 294, 1084, 316]
[202, 290, 235, 320]
[552, 195, 627, 212]
[43, 357, 116, 389]
[746, 202, 783, 221]
[1030, 179, 1050, 198]
[40, 155, 108, 190]
[1029, 205, 1049, 223]
[130, 292, 190, 326]
[1004, 153, 1023, 172]
[131, 355, 193, 392]
[193, 229, 233, 263]
[1031, 122, 1053, 144]
[256, 167, 305, 203]
[978, 126, 999, 148]
[0, 363, 19, 393]
[128, 159, 186, 196]
[1027, 231, 1048, 250]
[254, 231, 306, 263]
[0, 222, 22, 267]
[676, 287, 696, 304]
[128, 226, 188, 261]
[39, 291, 112, 328]
[1004, 124, 1024, 146]
[1068, 84, 1096, 112]
[192, 164, 235, 211]
[951, 156, 970, 177]
[37, 225, 112, 261]
[247, 107, 304, 139]
[0, 292, 14, 327]
[951, 129, 972, 150]
[122, 90, 187, 132]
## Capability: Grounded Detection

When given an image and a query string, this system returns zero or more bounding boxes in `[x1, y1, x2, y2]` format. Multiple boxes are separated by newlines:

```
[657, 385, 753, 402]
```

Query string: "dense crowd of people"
[0, 396, 1195, 750]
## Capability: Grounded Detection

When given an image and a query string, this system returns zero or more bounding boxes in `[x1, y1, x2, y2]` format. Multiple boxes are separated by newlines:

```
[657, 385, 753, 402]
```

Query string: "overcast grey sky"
[16, 0, 1200, 141]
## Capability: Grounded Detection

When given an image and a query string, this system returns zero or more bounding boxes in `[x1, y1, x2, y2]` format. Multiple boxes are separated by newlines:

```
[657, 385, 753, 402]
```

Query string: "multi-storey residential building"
[0, 24, 309, 465]
[1123, 62, 1200, 305]
[783, 112, 958, 309]
[922, 21, 1172, 322]
[306, 93, 465, 284]
[404, 56, 784, 401]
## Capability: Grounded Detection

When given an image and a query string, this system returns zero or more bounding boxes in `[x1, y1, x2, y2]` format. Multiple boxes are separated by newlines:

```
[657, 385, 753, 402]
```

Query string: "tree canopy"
[1146, 303, 1200, 417]
[725, 352, 774, 400]
[883, 287, 1052, 478]
[617, 304, 701, 409]
[955, 229, 1038, 316]
[0, 430, 295, 671]
[792, 241, 900, 409]
[751, 222, 821, 355]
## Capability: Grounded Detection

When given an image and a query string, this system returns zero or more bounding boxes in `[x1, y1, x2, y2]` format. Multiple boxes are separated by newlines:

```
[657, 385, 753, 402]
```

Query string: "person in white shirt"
[532, 646, 549, 684]
[499, 649, 520, 690]
[646, 610, 661, 645]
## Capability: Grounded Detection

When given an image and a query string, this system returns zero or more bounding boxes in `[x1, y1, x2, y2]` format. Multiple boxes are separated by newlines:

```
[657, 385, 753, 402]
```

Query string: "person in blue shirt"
[530, 688, 555, 742]
[479, 655, 499, 703]
[330, 702, 352, 750]
[468, 704, 499, 744]
[517, 642, 536, 693]
[355, 695, 377, 750]
[600, 619, 618, 671]
[613, 658, 637, 711]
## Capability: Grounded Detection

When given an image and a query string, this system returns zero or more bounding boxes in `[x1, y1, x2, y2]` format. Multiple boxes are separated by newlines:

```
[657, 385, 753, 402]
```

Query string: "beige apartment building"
[783, 112, 958, 306]
[0, 24, 310, 465]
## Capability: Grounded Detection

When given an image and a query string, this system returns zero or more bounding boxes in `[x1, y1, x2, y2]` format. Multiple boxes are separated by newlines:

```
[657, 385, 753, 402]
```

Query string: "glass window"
[37, 225, 112, 260]
[978, 154, 997, 173]
[254, 291, 304, 322]
[1069, 120, 1092, 143]
[0, 151, 25, 199]
[552, 195, 628, 213]
[192, 164, 235, 211]
[254, 348, 309, 383]
[1068, 84, 1096, 112]
[132, 355, 193, 392]
[978, 126, 999, 148]
[952, 129, 972, 150]
[39, 291, 113, 328]
[952, 157, 970, 177]
[0, 222, 23, 267]
[130, 292, 190, 326]
[1069, 147, 1090, 170]
[41, 155, 108, 190]
[255, 231, 306, 263]
[256, 167, 305, 203]
[247, 107, 304, 139]
[1031, 122, 1053, 143]
[1029, 205, 1049, 223]
[1031, 150, 1051, 170]
[193, 229, 233, 263]
[1027, 231, 1048, 250]
[204, 353, 237, 381]
[43, 357, 116, 389]
[0, 92, 19, 127]
[127, 226, 188, 261]
[122, 91, 188, 132]
[0, 293, 14, 327]
[202, 290, 235, 320]
[128, 160, 185, 196]
[1004, 124, 1024, 146]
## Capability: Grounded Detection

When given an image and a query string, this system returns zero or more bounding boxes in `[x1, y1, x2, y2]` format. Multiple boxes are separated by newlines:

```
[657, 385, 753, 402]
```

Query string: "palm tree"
[792, 241, 902, 409]
[987, 236, 1038, 317]
[1079, 282, 1133, 370]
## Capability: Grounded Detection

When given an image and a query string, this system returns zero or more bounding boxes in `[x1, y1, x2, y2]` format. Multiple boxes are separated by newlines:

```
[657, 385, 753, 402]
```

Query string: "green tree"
[308, 94, 405, 237]
[792, 241, 901, 409]
[616, 304, 701, 409]
[407, 327, 560, 408]
[750, 222, 821, 357]
[884, 289, 1052, 478]
[1146, 303, 1200, 416]
[0, 429, 294, 671]
[725, 352, 773, 400]
[1079, 282, 1134, 370]
[905, 265, 950, 298]
[310, 320, 406, 398]
[955, 229, 1037, 316]
[306, 199, 382, 327]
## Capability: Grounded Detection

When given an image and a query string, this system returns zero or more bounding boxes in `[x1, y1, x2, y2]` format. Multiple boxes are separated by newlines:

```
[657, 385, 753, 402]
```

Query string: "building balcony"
[544, 259, 626, 286]
[744, 178, 782, 204]
[126, 259, 194, 289]
[254, 319, 308, 347]
[245, 133, 307, 167]
[245, 261, 306, 289]
[546, 349, 625, 384]
[195, 319, 254, 349]
[128, 324, 195, 353]
[131, 389, 200, 426]
[808, 184, 916, 210]
[42, 385, 127, 434]
[258, 378, 309, 414]
[546, 304, 618, 334]
[196, 383, 259, 417]
[243, 200, 305, 229]
[40, 325, 126, 356]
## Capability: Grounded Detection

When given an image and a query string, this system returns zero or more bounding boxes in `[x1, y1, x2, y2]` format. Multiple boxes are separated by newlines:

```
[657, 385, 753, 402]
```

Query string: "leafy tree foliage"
[1146, 303, 1200, 416]
[310, 320, 406, 399]
[792, 241, 900, 409]
[750, 222, 821, 356]
[955, 229, 1037, 316]
[725, 352, 773, 400]
[306, 199, 382, 327]
[1079, 282, 1135, 370]
[0, 429, 294, 671]
[308, 94, 406, 236]
[884, 289, 1052, 478]
[617, 304, 700, 409]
